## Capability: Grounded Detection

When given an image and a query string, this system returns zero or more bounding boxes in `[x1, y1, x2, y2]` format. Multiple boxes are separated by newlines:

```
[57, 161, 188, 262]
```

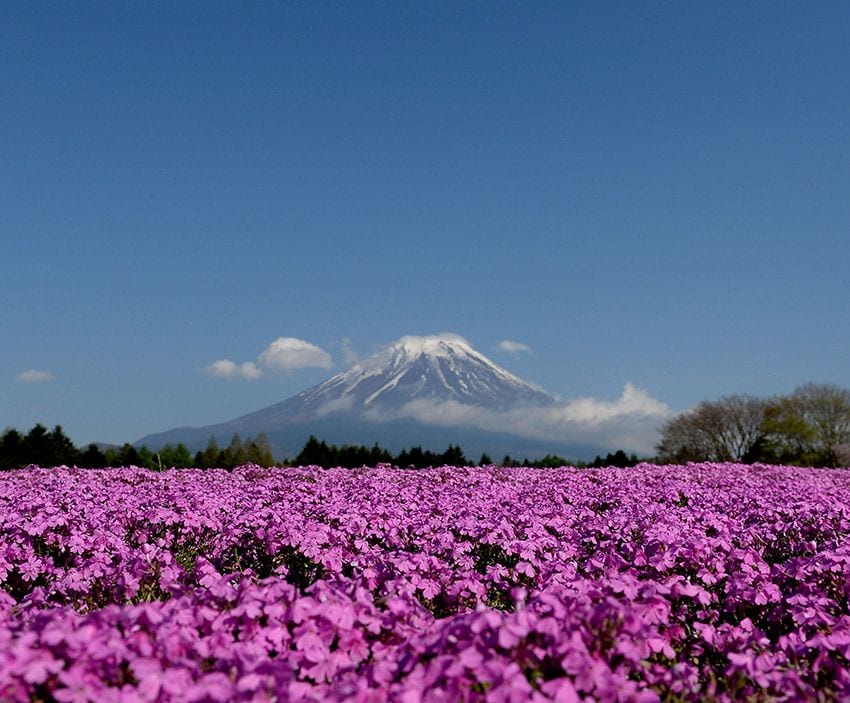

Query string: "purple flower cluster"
[1, 463, 849, 701]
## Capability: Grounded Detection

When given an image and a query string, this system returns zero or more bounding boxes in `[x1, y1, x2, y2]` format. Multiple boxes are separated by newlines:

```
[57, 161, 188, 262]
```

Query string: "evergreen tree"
[439, 444, 467, 466]
[48, 425, 79, 466]
[24, 424, 53, 466]
[398, 445, 430, 469]
[535, 454, 570, 468]
[295, 435, 330, 467]
[222, 433, 248, 469]
[245, 432, 274, 466]
[250, 431, 275, 466]
[0, 428, 24, 470]
[79, 443, 107, 468]
[157, 443, 193, 469]
[370, 442, 392, 465]
[198, 436, 221, 468]
[137, 446, 156, 469]
[109, 443, 141, 467]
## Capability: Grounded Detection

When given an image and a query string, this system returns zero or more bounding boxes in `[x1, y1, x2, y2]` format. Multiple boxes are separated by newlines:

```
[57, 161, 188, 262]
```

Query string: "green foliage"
[0, 429, 24, 470]
[395, 444, 470, 469]
[215, 539, 323, 590]
[471, 542, 520, 574]
[0, 424, 91, 469]
[760, 397, 819, 465]
[588, 450, 639, 468]
[192, 433, 279, 469]
[79, 443, 107, 468]
[2, 422, 649, 472]
[760, 383, 850, 467]
[530, 454, 571, 468]
[295, 435, 393, 468]
[105, 443, 141, 467]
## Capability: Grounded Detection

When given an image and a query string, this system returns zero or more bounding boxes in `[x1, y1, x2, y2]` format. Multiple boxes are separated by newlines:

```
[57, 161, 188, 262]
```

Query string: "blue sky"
[3, 2, 849, 448]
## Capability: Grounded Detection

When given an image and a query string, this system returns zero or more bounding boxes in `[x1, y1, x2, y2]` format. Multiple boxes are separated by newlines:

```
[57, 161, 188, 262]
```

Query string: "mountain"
[136, 334, 601, 460]
[269, 333, 553, 419]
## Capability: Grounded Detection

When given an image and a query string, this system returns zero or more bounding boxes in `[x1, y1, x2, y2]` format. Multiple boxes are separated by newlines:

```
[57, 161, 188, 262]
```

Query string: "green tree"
[762, 383, 850, 467]
[439, 444, 467, 466]
[156, 443, 193, 469]
[197, 436, 221, 468]
[137, 446, 155, 469]
[246, 432, 275, 466]
[535, 454, 570, 468]
[397, 446, 426, 468]
[589, 450, 639, 468]
[23, 424, 52, 465]
[79, 443, 107, 468]
[295, 435, 330, 467]
[221, 433, 248, 469]
[107, 443, 141, 467]
[0, 428, 24, 470]
[49, 425, 79, 466]
[369, 442, 392, 466]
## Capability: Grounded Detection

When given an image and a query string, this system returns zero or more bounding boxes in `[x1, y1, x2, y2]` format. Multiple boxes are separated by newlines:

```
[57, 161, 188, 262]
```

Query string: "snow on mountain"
[290, 334, 553, 417]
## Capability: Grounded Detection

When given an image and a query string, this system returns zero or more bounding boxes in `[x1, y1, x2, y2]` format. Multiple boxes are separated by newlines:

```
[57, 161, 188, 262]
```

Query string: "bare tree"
[656, 395, 766, 463]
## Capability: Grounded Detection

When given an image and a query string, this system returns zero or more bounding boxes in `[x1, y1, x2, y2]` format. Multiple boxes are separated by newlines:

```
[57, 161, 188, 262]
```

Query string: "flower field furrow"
[1, 464, 849, 701]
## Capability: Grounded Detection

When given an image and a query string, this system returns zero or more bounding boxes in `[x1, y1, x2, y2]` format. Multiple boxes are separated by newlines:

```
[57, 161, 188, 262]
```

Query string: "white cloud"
[497, 339, 533, 355]
[204, 359, 263, 380]
[316, 395, 356, 417]
[545, 383, 670, 426]
[16, 369, 55, 383]
[366, 382, 672, 456]
[204, 336, 332, 381]
[258, 337, 333, 372]
[340, 337, 359, 366]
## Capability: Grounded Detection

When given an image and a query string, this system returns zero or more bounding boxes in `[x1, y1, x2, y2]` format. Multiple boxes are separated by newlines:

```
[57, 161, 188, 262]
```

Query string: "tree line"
[0, 424, 642, 470]
[291, 436, 640, 469]
[0, 424, 275, 471]
[656, 382, 850, 467]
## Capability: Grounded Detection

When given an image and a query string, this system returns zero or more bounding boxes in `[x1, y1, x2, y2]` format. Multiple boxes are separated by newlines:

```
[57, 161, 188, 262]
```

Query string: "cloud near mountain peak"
[204, 337, 332, 380]
[366, 382, 672, 455]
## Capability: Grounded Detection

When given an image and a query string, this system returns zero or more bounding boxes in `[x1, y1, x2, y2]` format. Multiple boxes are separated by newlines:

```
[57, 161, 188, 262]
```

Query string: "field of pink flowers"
[1, 463, 848, 702]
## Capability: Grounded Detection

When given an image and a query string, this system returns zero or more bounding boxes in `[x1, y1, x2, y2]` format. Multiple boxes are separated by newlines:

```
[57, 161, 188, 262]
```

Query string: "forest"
[0, 424, 638, 471]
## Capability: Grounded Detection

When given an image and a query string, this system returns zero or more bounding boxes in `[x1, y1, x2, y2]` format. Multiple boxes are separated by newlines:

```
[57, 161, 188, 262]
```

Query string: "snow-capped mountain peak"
[292, 333, 553, 417]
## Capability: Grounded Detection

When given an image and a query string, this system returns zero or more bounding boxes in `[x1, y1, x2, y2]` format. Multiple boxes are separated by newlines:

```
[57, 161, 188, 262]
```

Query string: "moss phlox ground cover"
[1, 464, 849, 701]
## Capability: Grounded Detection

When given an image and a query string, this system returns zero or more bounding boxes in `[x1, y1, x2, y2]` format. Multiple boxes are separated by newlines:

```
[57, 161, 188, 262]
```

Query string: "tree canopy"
[657, 384, 850, 467]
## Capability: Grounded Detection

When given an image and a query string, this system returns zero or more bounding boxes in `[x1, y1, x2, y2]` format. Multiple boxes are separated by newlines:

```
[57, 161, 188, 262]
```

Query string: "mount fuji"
[279, 334, 553, 418]
[136, 334, 606, 460]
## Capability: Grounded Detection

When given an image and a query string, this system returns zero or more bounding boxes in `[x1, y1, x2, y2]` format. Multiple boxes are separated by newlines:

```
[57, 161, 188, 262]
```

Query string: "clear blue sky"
[3, 2, 849, 446]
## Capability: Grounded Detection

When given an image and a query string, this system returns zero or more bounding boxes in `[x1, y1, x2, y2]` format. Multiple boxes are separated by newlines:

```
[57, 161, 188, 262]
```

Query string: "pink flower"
[54, 666, 103, 703]
[186, 672, 234, 702]
[22, 652, 63, 684]
[539, 677, 580, 703]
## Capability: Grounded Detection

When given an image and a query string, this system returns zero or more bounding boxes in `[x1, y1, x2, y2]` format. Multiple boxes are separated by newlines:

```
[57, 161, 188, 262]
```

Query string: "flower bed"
[1, 463, 848, 701]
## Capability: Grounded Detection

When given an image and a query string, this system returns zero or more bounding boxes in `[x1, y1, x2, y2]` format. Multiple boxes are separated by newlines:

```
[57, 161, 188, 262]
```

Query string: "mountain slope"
[261, 333, 552, 421]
